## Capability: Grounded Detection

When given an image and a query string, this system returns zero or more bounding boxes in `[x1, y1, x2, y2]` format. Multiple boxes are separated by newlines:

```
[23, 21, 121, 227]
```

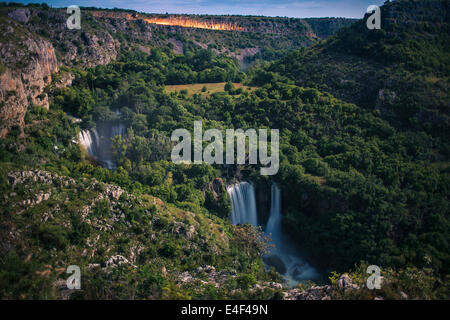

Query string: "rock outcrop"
[7, 169, 76, 187]
[0, 18, 58, 137]
[0, 7, 120, 137]
[104, 255, 134, 268]
[284, 274, 360, 300]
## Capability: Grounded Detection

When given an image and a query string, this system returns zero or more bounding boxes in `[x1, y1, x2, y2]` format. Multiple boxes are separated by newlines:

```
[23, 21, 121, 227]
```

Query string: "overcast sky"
[15, 0, 387, 18]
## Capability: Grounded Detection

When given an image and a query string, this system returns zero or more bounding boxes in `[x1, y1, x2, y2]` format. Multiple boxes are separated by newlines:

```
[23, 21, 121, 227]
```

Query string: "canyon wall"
[0, 7, 122, 137]
[0, 11, 58, 137]
[143, 17, 244, 31]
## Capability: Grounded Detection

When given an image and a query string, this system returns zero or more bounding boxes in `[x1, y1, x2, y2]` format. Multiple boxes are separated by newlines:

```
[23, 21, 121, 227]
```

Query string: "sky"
[14, 0, 387, 18]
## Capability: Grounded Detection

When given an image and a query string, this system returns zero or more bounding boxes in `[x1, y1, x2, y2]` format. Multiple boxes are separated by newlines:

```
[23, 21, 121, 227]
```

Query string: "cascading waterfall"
[79, 128, 100, 159]
[111, 123, 126, 138]
[266, 183, 282, 247]
[264, 182, 320, 286]
[227, 182, 258, 226]
[227, 181, 320, 286]
[78, 108, 126, 170]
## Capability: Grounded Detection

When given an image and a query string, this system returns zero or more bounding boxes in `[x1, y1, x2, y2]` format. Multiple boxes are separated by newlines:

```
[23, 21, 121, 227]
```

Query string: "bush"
[236, 274, 256, 289]
[158, 242, 180, 258]
[35, 225, 68, 250]
[93, 199, 110, 218]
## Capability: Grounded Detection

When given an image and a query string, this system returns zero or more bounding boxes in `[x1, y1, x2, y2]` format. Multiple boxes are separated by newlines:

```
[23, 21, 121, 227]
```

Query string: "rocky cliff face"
[143, 16, 244, 31]
[0, 7, 122, 137]
[0, 13, 58, 137]
[88, 10, 356, 36]
[13, 8, 122, 68]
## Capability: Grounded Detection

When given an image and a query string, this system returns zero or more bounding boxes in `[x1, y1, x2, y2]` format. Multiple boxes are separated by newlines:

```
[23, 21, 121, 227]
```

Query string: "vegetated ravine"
[81, 131, 324, 287]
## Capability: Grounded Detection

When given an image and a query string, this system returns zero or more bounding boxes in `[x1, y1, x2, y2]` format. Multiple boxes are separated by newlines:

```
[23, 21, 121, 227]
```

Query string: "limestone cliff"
[0, 7, 121, 137]
[0, 14, 58, 137]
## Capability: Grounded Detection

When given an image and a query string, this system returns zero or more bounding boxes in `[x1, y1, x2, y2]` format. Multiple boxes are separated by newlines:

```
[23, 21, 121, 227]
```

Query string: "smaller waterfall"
[227, 182, 258, 226]
[111, 123, 126, 139]
[79, 128, 100, 159]
[78, 122, 126, 170]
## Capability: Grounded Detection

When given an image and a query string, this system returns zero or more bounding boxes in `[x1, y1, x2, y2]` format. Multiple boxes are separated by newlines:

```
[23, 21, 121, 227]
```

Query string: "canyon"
[0, 6, 355, 137]
[1, 1, 448, 301]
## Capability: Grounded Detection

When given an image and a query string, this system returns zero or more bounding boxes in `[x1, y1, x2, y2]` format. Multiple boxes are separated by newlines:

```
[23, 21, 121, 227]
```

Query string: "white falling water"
[227, 182, 258, 226]
[264, 182, 320, 286]
[78, 128, 100, 159]
[78, 122, 126, 170]
[266, 183, 282, 247]
[111, 123, 125, 138]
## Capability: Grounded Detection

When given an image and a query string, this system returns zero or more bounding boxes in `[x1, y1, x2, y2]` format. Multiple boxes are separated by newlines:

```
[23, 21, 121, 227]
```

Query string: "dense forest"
[0, 1, 449, 300]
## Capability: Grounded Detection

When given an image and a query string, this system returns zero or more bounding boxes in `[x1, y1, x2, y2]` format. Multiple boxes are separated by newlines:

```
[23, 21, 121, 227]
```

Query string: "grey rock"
[8, 8, 31, 23]
[337, 274, 359, 290]
[104, 255, 133, 268]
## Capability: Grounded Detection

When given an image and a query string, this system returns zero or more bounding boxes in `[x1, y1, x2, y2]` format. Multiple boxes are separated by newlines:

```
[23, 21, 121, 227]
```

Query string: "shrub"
[35, 225, 68, 250]
[93, 199, 110, 218]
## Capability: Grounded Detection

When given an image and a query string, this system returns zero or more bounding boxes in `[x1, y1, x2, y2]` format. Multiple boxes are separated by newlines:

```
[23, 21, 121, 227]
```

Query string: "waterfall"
[227, 182, 258, 226]
[264, 182, 320, 286]
[226, 182, 323, 285]
[266, 183, 282, 247]
[78, 120, 126, 170]
[79, 128, 100, 159]
[111, 123, 126, 139]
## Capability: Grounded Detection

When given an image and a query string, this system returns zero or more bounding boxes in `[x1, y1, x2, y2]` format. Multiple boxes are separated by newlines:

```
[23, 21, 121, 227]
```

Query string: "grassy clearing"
[164, 82, 256, 96]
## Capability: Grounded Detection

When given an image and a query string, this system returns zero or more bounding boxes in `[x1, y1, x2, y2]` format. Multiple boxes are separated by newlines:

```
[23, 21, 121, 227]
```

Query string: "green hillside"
[257, 0, 449, 138]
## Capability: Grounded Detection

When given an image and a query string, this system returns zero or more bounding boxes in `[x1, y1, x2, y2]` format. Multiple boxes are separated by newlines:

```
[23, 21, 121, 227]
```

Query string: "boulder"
[104, 255, 132, 268]
[337, 274, 359, 290]
[172, 222, 196, 240]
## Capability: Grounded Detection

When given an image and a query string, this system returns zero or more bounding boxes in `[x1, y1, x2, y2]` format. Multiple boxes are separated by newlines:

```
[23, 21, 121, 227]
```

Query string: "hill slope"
[256, 0, 449, 139]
